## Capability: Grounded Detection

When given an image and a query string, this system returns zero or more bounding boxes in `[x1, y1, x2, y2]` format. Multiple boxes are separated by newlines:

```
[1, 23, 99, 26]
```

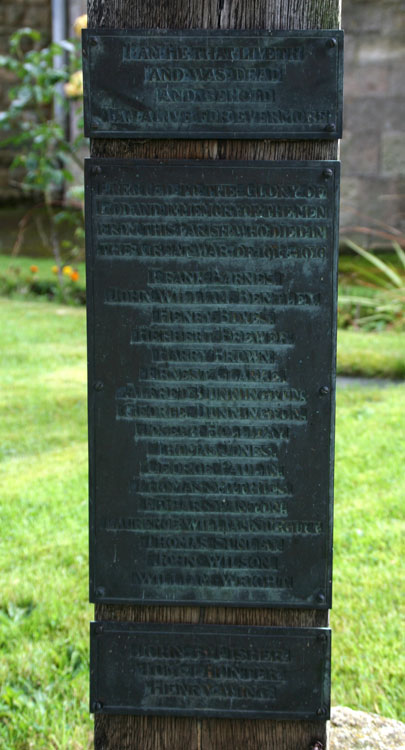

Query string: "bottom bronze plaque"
[90, 623, 330, 719]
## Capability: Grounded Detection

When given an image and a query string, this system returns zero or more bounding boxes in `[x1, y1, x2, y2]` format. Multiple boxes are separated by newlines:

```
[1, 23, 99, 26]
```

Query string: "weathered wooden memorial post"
[84, 1, 342, 748]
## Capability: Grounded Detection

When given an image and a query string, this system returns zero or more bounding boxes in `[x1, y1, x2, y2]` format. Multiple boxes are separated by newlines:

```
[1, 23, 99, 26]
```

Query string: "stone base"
[330, 706, 405, 750]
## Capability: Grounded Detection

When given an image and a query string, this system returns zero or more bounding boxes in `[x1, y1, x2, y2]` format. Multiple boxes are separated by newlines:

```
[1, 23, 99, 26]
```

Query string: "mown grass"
[0, 298, 404, 749]
[337, 329, 405, 379]
[0, 299, 92, 750]
[332, 383, 405, 718]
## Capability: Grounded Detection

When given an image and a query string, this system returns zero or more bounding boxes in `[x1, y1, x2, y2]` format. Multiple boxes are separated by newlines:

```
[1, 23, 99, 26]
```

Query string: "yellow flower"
[73, 14, 87, 38]
[51, 265, 59, 274]
[30, 265, 39, 273]
[62, 265, 73, 276]
[64, 70, 83, 99]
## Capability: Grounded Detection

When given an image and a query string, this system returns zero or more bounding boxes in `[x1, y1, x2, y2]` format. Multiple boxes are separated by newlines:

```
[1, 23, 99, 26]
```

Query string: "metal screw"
[92, 166, 102, 176]
[95, 587, 106, 598]
[94, 380, 104, 391]
[319, 386, 329, 396]
[327, 38, 337, 48]
[324, 123, 336, 132]
[323, 168, 333, 179]
[82, 47, 87, 57]
[89, 37, 98, 46]
[316, 592, 326, 604]
[95, 625, 104, 635]
[317, 632, 327, 643]
[93, 701, 103, 712]
[316, 707, 327, 717]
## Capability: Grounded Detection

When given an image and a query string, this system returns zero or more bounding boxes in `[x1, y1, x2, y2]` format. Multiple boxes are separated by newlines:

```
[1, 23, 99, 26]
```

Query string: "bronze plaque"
[83, 29, 343, 139]
[90, 623, 331, 719]
[86, 159, 339, 607]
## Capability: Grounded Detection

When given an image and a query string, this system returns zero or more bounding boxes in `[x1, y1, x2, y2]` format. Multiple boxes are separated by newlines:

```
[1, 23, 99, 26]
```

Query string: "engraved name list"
[86, 160, 339, 607]
[90, 623, 331, 719]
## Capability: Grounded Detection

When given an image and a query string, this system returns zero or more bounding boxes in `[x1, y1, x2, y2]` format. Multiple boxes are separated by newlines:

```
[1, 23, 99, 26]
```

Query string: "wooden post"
[88, 1, 340, 748]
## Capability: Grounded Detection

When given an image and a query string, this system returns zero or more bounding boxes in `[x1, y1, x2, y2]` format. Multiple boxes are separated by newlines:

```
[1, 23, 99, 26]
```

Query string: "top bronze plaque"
[83, 29, 343, 139]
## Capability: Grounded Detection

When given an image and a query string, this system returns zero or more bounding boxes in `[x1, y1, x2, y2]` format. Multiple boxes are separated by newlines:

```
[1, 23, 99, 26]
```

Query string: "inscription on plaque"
[86, 159, 339, 607]
[83, 30, 343, 139]
[90, 623, 331, 718]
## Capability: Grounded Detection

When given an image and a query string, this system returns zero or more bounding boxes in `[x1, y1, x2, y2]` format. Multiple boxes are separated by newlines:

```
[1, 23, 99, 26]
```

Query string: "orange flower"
[30, 265, 39, 273]
[70, 270, 79, 282]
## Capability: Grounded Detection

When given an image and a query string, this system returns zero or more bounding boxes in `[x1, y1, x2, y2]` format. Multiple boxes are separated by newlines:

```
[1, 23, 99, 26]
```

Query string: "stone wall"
[341, 0, 405, 242]
[0, 0, 52, 200]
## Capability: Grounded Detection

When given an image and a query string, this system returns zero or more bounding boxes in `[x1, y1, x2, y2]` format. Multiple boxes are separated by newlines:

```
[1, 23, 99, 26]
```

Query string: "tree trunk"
[88, 1, 340, 748]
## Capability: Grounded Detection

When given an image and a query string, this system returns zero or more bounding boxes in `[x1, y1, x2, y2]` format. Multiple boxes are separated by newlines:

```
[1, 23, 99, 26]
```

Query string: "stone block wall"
[0, 0, 51, 57]
[341, 0, 405, 242]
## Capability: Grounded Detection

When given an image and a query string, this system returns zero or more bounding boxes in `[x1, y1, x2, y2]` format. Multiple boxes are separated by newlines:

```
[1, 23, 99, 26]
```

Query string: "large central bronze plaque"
[83, 29, 343, 139]
[86, 159, 339, 607]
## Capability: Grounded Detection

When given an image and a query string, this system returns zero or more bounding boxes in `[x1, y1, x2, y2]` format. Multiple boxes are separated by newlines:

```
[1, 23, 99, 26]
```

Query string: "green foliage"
[0, 256, 85, 305]
[0, 255, 87, 305]
[0, 299, 403, 750]
[0, 28, 84, 198]
[0, 265, 84, 306]
[0, 28, 86, 264]
[338, 241, 405, 331]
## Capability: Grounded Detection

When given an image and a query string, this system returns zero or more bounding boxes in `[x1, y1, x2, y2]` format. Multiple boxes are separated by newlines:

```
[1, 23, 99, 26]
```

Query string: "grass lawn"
[0, 298, 404, 748]
[0, 299, 92, 750]
[337, 329, 405, 379]
[332, 383, 404, 718]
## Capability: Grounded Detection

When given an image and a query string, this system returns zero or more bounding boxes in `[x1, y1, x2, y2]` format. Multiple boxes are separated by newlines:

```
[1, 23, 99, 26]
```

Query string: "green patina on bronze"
[83, 29, 343, 139]
[86, 159, 339, 609]
[90, 622, 331, 719]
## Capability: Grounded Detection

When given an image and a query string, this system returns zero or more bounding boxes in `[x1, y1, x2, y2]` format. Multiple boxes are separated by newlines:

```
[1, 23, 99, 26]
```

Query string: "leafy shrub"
[0, 28, 86, 264]
[0, 262, 85, 305]
[338, 241, 405, 330]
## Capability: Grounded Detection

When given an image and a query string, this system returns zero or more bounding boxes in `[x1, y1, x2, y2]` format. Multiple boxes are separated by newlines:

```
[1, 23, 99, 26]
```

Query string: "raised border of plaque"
[90, 623, 331, 719]
[86, 158, 339, 609]
[82, 29, 343, 139]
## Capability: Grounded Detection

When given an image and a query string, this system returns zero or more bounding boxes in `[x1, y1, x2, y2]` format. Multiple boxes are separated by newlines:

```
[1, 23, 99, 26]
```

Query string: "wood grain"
[88, 0, 340, 747]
